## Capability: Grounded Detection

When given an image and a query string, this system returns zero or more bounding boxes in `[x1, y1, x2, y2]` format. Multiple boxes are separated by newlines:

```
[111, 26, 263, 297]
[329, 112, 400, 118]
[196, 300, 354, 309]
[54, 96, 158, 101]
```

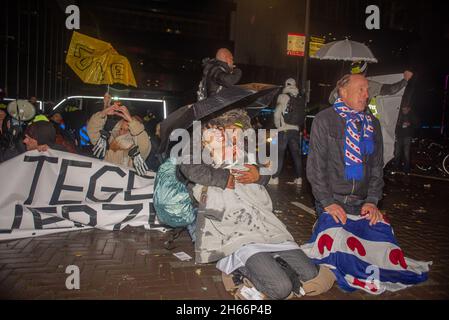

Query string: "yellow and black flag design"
[66, 31, 137, 87]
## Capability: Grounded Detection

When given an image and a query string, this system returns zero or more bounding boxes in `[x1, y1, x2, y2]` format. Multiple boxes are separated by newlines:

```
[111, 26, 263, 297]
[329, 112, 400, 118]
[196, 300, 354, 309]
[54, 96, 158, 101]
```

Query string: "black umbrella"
[158, 84, 280, 155]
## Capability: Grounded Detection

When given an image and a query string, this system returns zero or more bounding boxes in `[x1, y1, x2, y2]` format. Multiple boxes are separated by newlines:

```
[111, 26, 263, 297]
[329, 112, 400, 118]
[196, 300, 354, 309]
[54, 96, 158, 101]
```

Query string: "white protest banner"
[0, 149, 167, 241]
[367, 73, 406, 165]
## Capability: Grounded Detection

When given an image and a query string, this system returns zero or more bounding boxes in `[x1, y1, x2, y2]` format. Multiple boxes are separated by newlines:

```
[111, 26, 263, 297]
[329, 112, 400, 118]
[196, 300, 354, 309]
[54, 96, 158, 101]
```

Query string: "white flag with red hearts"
[301, 214, 432, 294]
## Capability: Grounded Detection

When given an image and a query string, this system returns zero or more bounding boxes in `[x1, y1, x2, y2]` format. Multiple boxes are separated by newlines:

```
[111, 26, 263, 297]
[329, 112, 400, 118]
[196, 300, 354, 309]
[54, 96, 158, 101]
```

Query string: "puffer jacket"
[306, 107, 384, 208]
[201, 58, 242, 98]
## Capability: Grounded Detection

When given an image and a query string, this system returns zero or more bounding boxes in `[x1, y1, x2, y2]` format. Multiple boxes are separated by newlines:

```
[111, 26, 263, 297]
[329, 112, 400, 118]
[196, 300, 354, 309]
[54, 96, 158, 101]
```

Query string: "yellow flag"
[66, 31, 137, 87]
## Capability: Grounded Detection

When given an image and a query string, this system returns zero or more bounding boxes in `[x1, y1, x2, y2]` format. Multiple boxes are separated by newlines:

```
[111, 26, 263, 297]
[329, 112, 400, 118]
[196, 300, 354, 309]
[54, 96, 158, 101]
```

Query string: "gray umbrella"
[311, 39, 378, 63]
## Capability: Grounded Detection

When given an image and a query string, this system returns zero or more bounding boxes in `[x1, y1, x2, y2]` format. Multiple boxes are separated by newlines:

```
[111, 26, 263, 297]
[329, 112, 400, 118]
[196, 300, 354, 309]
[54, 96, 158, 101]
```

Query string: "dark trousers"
[394, 136, 412, 173]
[237, 249, 318, 300]
[273, 130, 302, 179]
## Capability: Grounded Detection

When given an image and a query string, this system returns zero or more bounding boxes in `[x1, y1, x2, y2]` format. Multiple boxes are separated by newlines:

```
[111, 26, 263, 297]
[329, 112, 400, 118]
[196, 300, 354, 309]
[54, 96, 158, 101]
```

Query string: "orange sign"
[287, 33, 305, 56]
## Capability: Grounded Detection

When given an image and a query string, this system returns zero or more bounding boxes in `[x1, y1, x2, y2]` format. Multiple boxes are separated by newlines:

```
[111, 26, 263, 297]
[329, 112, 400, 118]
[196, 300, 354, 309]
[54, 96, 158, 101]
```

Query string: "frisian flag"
[300, 213, 432, 294]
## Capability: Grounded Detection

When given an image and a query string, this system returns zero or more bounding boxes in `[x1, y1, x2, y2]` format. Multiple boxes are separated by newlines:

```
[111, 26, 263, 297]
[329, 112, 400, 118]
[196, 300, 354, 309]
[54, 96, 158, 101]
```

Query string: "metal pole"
[4, 1, 9, 94]
[59, 27, 64, 100]
[3, 1, 9, 94]
[441, 75, 448, 137]
[41, 3, 46, 101]
[54, 25, 59, 101]
[16, 1, 21, 98]
[301, 0, 311, 104]
[26, 0, 31, 98]
[48, 13, 53, 101]
[35, 0, 39, 102]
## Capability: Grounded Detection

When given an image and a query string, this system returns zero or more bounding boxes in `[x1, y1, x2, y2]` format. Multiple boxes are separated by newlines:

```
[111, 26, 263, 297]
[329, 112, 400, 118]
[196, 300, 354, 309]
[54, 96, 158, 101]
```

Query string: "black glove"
[128, 145, 149, 176]
[92, 129, 110, 159]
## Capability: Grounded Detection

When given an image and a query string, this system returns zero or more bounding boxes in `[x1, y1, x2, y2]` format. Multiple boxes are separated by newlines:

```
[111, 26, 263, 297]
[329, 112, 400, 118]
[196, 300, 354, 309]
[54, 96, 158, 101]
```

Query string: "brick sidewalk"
[1, 174, 448, 300]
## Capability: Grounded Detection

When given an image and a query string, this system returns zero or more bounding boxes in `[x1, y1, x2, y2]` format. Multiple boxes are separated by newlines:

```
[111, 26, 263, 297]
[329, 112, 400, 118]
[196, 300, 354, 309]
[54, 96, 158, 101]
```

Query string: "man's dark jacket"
[201, 59, 242, 98]
[395, 111, 419, 138]
[306, 107, 384, 208]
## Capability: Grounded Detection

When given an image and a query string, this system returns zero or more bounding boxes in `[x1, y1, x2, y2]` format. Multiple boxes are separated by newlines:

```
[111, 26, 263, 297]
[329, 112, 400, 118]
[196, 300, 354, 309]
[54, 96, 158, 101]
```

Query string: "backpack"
[283, 93, 305, 127]
[196, 60, 226, 101]
[196, 78, 208, 102]
[153, 158, 196, 228]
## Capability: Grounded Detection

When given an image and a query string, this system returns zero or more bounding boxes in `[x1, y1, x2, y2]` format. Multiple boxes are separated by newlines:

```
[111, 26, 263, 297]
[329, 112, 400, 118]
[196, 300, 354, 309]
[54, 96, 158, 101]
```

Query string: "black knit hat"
[25, 121, 56, 145]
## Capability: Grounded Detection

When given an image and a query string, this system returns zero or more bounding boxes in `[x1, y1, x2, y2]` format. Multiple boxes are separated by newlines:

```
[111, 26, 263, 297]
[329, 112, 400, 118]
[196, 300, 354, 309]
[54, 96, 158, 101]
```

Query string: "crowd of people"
[0, 47, 427, 300]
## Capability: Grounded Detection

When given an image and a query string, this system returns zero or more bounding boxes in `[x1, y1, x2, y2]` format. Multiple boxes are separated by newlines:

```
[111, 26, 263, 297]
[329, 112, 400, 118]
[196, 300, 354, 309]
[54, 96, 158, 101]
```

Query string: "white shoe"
[294, 178, 302, 185]
[268, 177, 279, 185]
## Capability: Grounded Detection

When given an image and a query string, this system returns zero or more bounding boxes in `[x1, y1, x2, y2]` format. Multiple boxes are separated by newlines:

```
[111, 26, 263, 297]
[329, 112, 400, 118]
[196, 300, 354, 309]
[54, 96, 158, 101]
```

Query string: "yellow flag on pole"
[65, 31, 137, 87]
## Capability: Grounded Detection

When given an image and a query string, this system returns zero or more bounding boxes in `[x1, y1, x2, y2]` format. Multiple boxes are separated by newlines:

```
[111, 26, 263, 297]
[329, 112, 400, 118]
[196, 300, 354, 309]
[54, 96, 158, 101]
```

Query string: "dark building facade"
[232, 0, 449, 133]
[1, 0, 236, 111]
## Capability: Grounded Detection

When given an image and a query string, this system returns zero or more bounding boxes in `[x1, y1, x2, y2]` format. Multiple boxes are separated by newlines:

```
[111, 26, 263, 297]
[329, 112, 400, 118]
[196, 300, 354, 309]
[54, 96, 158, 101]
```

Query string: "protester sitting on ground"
[177, 109, 334, 300]
[304, 74, 431, 293]
[308, 73, 384, 224]
[87, 102, 150, 170]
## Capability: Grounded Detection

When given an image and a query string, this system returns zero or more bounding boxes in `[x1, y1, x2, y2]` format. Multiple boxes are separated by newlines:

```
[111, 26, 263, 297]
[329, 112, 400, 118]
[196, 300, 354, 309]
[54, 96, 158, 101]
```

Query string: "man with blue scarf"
[307, 74, 384, 226]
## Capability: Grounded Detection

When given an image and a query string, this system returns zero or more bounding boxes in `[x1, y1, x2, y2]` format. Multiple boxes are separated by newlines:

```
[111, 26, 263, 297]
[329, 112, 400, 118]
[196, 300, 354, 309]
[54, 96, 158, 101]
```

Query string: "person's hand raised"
[101, 104, 118, 117]
[114, 105, 132, 122]
[404, 70, 414, 81]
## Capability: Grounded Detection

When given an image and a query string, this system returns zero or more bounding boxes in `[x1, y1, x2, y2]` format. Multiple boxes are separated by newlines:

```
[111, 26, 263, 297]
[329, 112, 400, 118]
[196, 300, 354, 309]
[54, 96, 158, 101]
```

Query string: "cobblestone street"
[1, 171, 448, 300]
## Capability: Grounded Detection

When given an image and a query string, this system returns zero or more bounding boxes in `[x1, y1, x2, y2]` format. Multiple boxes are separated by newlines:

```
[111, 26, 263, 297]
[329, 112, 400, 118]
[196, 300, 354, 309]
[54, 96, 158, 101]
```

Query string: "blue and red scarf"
[333, 98, 374, 181]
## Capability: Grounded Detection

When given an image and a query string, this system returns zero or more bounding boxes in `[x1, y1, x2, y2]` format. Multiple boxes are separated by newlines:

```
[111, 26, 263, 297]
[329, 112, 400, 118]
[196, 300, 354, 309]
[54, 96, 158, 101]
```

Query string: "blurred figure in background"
[393, 105, 419, 174]
[270, 78, 305, 186]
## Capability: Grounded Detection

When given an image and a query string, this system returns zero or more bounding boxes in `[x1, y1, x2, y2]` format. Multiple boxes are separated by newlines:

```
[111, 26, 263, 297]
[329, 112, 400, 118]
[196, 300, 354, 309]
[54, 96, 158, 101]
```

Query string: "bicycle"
[413, 138, 449, 176]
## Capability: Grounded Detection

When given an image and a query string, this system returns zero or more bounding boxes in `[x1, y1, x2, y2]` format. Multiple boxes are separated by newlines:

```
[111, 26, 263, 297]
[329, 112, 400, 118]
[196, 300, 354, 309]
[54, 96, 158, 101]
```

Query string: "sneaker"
[268, 177, 279, 185]
[234, 278, 268, 300]
[294, 178, 302, 185]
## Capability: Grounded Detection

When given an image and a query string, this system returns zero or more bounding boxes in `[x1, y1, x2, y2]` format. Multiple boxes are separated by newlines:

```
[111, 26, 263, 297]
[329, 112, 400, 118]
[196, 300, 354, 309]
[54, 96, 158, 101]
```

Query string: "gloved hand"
[128, 145, 149, 176]
[92, 129, 110, 159]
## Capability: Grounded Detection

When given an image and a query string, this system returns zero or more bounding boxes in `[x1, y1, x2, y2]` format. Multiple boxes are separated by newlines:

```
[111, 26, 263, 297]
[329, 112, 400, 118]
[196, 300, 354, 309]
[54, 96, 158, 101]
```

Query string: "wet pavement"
[1, 168, 448, 300]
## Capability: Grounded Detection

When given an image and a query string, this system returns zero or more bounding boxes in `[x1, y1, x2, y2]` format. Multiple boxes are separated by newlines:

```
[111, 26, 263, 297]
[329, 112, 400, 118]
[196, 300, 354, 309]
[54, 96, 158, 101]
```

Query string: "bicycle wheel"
[414, 150, 433, 172]
[443, 154, 449, 176]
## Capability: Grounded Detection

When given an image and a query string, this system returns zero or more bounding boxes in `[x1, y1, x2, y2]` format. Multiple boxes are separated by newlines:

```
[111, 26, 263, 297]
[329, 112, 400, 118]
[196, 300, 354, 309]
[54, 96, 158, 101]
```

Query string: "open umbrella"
[66, 31, 137, 87]
[158, 84, 281, 155]
[311, 39, 378, 63]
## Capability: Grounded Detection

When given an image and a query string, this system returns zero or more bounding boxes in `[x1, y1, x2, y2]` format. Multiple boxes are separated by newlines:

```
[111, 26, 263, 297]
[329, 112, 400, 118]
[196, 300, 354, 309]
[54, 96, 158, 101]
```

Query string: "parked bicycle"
[412, 138, 449, 176]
